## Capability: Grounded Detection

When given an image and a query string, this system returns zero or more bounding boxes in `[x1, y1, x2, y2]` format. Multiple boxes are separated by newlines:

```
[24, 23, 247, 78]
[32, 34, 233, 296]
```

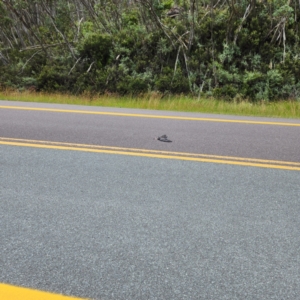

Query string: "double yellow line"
[1, 137, 300, 171]
[1, 105, 299, 170]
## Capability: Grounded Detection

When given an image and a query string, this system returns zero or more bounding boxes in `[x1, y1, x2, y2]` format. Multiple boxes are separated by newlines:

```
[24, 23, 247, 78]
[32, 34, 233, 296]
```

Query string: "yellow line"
[1, 140, 300, 171]
[1, 105, 300, 126]
[0, 283, 88, 300]
[1, 137, 300, 167]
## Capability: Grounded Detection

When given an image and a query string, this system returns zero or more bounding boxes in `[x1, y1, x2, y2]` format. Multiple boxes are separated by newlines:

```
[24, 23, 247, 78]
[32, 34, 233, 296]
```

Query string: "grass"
[0, 89, 300, 119]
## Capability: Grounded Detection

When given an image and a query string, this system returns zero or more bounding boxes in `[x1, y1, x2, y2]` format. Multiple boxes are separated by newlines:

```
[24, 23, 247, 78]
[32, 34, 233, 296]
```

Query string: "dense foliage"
[1, 0, 300, 101]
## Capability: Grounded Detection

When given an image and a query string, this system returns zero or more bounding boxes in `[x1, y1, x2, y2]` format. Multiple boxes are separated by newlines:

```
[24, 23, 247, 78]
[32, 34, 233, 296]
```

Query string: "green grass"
[0, 89, 300, 119]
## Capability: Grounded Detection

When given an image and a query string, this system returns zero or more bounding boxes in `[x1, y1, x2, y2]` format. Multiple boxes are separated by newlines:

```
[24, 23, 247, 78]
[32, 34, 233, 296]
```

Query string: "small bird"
[157, 134, 172, 142]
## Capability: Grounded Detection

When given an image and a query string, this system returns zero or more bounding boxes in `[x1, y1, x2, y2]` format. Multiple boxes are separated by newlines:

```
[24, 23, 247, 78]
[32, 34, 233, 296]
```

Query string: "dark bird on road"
[157, 134, 172, 142]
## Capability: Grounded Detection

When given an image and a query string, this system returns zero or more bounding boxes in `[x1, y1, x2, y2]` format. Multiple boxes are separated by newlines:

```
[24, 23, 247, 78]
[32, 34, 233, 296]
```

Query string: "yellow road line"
[0, 283, 88, 300]
[1, 137, 300, 167]
[0, 105, 300, 126]
[0, 140, 299, 171]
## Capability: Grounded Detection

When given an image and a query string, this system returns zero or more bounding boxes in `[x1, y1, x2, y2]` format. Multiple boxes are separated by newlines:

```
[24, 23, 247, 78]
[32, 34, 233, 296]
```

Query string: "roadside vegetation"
[1, 0, 300, 116]
[1, 89, 300, 119]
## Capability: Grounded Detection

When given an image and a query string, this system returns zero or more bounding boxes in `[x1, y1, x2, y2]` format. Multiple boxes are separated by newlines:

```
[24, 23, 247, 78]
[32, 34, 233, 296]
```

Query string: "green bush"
[2, 0, 300, 100]
[116, 70, 153, 94]
[37, 65, 71, 92]
[155, 71, 190, 94]
[213, 85, 238, 101]
[77, 33, 112, 68]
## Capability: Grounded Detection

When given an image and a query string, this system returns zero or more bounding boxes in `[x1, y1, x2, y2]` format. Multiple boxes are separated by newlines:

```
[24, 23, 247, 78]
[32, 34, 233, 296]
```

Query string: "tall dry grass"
[0, 89, 299, 119]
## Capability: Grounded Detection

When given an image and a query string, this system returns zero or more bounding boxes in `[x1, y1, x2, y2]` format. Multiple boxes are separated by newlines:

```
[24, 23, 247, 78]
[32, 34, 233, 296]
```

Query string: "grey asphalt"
[0, 100, 300, 162]
[1, 145, 300, 300]
[1, 101, 300, 299]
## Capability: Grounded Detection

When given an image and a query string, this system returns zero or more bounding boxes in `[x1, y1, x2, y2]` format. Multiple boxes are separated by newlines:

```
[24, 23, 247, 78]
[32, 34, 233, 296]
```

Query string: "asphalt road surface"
[0, 100, 299, 162]
[0, 101, 300, 300]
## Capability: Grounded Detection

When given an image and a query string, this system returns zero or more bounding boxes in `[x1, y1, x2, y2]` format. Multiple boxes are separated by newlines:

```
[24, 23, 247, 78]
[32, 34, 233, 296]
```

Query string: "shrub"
[37, 65, 71, 92]
[77, 33, 112, 68]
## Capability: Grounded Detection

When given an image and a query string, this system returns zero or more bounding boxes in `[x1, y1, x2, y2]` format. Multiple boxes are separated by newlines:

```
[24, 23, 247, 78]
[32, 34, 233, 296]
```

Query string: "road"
[0, 100, 300, 300]
[0, 100, 300, 162]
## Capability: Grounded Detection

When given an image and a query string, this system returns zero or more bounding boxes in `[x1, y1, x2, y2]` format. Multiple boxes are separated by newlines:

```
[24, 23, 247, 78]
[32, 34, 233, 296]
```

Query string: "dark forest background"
[1, 0, 300, 101]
